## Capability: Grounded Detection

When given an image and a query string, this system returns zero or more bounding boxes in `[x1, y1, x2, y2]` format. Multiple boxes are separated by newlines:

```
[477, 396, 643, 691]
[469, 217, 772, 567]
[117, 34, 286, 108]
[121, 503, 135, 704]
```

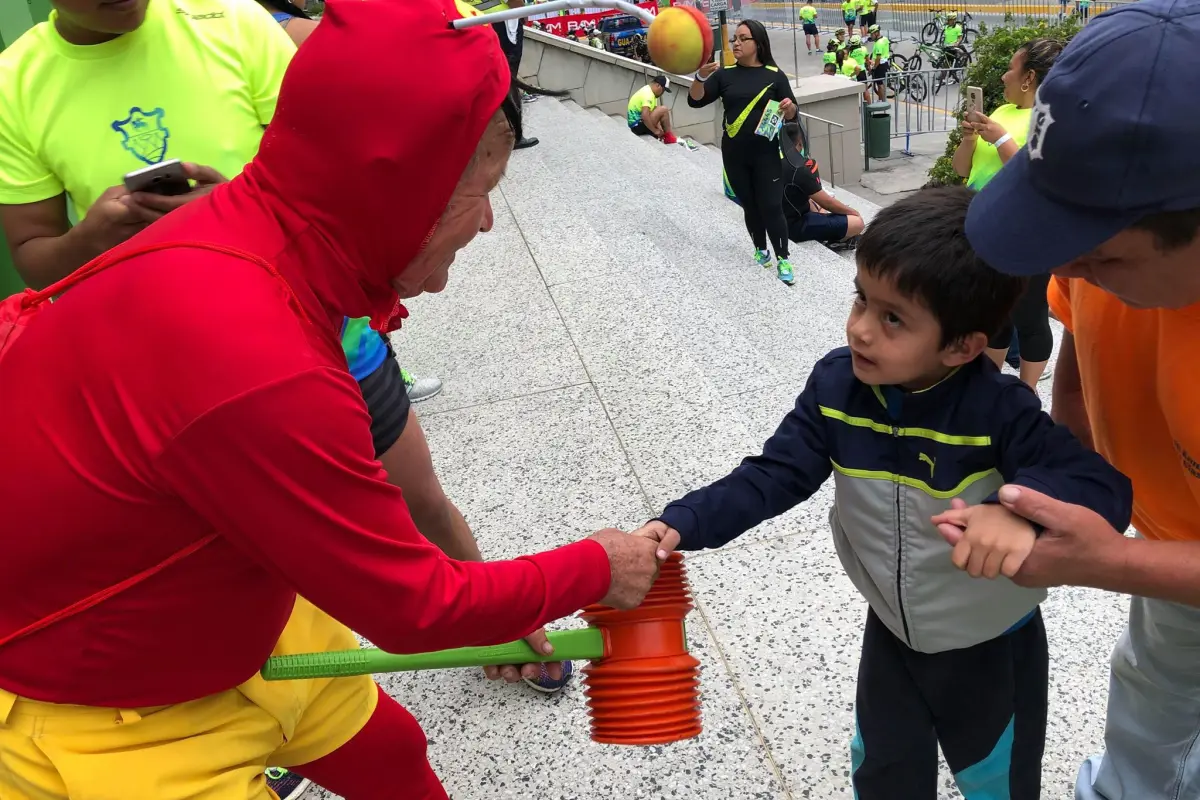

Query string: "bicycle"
[920, 8, 978, 50]
[885, 54, 929, 104]
[904, 37, 970, 92]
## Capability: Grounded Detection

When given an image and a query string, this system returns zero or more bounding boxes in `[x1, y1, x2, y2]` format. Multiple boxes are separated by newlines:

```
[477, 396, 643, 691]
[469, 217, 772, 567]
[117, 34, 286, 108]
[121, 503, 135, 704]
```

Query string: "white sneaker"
[401, 369, 444, 403]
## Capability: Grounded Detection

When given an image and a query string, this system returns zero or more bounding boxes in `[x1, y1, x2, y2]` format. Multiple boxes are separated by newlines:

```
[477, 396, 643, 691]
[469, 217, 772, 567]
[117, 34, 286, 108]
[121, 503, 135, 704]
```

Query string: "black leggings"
[988, 273, 1053, 362]
[723, 143, 789, 260]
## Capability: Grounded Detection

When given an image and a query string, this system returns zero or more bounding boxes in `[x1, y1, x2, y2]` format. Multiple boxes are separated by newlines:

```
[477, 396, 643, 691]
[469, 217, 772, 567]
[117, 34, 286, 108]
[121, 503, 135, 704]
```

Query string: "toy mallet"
[261, 553, 701, 746]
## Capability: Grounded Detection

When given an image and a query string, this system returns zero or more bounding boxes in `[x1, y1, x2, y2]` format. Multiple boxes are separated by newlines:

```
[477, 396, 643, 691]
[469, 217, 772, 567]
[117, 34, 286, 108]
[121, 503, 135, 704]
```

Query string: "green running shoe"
[777, 259, 795, 285]
[753, 249, 773, 268]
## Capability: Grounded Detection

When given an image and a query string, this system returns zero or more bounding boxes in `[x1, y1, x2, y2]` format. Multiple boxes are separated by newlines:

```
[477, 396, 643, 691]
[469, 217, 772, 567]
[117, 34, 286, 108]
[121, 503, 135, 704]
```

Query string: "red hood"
[189, 0, 510, 333]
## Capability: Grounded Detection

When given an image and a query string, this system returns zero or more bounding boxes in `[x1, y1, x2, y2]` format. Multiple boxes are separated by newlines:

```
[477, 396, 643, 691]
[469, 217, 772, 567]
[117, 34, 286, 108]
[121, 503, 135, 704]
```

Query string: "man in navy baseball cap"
[967, 0, 1200, 299]
[956, 3, 1200, 800]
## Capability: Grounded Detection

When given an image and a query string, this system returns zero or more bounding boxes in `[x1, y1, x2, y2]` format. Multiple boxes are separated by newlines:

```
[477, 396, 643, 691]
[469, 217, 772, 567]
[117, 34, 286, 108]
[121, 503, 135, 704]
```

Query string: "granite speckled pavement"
[304, 98, 1126, 799]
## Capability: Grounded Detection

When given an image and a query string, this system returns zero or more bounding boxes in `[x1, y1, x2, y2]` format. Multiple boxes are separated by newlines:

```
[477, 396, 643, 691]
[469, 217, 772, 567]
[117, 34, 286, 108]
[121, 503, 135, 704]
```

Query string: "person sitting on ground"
[800, 2, 820, 53]
[778, 122, 864, 246]
[867, 24, 890, 101]
[627, 75, 679, 145]
[0, 1, 663, 798]
[634, 185, 1132, 800]
[952, 37, 1064, 388]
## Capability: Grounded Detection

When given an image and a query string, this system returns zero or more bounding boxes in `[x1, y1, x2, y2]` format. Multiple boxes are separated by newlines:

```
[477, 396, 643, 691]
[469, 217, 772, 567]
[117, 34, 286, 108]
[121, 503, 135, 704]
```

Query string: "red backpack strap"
[19, 239, 312, 324]
[0, 239, 311, 652]
[0, 534, 220, 652]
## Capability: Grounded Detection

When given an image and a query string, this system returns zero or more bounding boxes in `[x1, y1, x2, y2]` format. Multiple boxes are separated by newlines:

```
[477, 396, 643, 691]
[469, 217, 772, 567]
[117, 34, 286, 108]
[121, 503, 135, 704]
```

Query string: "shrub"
[925, 15, 1081, 188]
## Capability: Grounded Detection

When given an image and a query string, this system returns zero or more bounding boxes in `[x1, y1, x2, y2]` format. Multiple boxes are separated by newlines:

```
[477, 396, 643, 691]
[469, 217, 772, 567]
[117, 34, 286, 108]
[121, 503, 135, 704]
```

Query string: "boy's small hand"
[632, 520, 681, 561]
[932, 500, 1036, 579]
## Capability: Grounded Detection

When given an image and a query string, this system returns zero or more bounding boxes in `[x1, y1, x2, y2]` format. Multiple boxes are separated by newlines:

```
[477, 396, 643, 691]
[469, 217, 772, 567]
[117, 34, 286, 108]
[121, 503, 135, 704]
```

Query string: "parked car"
[598, 14, 648, 58]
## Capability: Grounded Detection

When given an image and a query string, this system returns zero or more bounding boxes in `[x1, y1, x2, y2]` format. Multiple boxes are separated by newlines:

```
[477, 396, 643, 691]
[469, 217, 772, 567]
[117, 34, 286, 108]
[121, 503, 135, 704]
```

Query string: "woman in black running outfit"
[689, 20, 799, 285]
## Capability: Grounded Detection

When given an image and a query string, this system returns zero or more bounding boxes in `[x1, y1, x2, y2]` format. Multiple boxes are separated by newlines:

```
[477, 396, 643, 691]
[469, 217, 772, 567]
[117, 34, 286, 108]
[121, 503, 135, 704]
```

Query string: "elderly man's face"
[392, 112, 512, 299]
[1054, 225, 1200, 310]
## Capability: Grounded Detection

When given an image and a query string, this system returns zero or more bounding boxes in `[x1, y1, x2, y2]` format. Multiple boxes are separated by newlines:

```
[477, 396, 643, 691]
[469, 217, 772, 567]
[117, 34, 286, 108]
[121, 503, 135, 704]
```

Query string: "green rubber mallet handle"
[261, 627, 607, 681]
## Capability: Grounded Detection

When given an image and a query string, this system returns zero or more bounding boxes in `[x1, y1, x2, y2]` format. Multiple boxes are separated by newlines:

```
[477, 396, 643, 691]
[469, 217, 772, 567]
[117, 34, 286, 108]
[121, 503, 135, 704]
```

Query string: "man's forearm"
[414, 499, 484, 562]
[15, 227, 106, 290]
[1087, 538, 1200, 607]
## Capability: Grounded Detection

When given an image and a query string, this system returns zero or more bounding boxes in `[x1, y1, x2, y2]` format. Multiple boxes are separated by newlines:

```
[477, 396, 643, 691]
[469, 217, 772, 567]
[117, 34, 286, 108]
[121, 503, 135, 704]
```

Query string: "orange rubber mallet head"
[579, 553, 702, 745]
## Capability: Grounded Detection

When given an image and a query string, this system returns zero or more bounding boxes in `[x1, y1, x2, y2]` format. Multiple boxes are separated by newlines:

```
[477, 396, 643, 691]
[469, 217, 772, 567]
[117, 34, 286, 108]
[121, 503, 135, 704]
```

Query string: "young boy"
[635, 187, 1132, 799]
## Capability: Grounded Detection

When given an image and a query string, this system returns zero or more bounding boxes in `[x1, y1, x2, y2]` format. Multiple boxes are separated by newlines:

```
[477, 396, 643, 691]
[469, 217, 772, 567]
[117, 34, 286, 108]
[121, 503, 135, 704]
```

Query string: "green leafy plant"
[925, 15, 1082, 187]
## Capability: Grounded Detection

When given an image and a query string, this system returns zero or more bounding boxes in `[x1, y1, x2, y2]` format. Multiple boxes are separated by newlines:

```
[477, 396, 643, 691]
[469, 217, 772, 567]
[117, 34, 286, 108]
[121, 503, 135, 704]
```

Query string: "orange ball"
[647, 6, 714, 75]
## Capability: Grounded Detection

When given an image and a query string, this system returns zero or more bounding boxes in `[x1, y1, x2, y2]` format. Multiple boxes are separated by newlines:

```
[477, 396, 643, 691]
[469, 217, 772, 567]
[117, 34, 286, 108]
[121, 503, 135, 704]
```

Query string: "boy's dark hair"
[1133, 208, 1200, 251]
[856, 186, 1025, 348]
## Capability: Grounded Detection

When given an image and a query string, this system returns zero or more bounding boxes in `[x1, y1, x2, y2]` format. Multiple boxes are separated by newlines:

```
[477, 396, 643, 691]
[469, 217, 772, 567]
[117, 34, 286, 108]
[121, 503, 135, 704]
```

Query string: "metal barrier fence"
[732, 0, 1130, 41]
[877, 66, 961, 155]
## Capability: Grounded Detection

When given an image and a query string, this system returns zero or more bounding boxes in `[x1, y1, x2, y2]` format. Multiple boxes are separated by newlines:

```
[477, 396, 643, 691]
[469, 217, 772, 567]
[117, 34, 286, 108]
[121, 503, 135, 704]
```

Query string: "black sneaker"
[265, 768, 310, 800]
[514, 136, 540, 150]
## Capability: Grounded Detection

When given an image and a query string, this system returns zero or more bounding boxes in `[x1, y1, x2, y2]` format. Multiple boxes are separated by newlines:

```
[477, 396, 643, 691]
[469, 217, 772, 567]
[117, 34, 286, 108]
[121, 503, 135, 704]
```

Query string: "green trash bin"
[863, 101, 891, 160]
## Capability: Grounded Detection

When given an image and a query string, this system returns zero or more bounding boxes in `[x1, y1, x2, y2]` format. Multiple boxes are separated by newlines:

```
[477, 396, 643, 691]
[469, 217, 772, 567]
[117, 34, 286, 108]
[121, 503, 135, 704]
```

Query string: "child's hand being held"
[932, 499, 1036, 580]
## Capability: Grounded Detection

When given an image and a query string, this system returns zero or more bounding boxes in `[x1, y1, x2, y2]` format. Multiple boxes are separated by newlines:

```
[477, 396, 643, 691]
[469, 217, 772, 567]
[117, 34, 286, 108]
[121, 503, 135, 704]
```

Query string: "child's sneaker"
[777, 259, 795, 285]
[265, 768, 310, 800]
[523, 660, 574, 693]
[753, 249, 773, 268]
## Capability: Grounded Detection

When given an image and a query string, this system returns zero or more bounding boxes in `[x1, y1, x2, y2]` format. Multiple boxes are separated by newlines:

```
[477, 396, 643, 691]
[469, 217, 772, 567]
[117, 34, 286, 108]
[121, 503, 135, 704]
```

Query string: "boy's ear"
[941, 331, 988, 367]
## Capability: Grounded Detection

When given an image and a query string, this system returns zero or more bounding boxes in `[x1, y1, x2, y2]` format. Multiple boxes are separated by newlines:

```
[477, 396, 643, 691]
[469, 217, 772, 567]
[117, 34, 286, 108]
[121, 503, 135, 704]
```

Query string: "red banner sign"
[528, 1, 670, 36]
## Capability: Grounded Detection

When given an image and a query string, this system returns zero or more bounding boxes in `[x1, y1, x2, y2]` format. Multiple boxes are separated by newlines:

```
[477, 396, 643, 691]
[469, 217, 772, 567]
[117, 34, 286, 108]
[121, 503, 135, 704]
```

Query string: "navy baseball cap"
[966, 0, 1200, 276]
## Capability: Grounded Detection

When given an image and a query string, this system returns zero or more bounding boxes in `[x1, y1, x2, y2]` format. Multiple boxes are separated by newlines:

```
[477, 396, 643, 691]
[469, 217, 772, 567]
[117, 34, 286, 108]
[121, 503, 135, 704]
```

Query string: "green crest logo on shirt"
[111, 107, 170, 165]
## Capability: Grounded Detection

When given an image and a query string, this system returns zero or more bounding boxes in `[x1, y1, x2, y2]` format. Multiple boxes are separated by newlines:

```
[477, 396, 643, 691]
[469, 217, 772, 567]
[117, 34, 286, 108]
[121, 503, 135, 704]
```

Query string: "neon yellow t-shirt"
[0, 0, 295, 219]
[841, 57, 859, 77]
[842, 0, 857, 17]
[966, 104, 1032, 190]
[944, 23, 963, 46]
[861, 0, 877, 12]
[627, 84, 658, 128]
[800, 5, 818, 21]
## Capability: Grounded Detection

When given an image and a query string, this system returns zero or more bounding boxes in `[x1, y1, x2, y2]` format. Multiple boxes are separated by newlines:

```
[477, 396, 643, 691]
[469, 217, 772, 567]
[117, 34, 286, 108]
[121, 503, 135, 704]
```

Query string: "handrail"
[796, 109, 845, 129]
[451, 0, 656, 28]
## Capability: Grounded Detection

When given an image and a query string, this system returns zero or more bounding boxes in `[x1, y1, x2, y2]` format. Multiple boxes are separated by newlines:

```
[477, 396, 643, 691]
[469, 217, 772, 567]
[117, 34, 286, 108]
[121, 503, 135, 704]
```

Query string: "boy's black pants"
[852, 607, 1048, 799]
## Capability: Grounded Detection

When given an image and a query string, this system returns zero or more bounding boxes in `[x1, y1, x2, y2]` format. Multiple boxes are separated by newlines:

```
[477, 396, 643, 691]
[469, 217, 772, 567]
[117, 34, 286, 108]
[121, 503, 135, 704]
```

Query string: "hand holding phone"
[125, 162, 227, 216]
[124, 159, 191, 197]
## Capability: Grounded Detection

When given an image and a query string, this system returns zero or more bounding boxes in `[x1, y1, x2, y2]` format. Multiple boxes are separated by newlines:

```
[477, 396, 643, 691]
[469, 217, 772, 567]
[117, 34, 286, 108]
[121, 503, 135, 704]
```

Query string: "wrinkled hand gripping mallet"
[261, 553, 701, 745]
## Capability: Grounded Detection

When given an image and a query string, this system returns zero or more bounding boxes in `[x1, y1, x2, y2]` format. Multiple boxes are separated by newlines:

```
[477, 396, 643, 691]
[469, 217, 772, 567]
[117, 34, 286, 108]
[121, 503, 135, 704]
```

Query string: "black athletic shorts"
[630, 120, 653, 136]
[359, 341, 410, 458]
[871, 61, 889, 80]
[861, 10, 876, 25]
[802, 21, 819, 34]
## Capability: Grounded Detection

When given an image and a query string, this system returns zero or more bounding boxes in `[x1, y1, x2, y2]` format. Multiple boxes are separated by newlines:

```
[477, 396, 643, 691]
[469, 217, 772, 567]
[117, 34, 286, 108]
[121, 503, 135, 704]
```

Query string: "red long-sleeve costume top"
[0, 0, 611, 707]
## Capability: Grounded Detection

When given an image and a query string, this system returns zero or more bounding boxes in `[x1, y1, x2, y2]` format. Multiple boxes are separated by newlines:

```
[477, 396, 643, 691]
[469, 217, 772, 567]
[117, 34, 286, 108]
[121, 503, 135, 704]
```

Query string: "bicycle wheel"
[907, 72, 928, 104]
[951, 48, 970, 83]
[962, 27, 979, 49]
[920, 21, 939, 45]
[907, 51, 923, 72]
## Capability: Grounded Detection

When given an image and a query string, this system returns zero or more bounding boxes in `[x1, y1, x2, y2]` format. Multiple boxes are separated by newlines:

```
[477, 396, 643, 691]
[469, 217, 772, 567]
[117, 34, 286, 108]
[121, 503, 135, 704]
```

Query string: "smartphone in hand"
[124, 159, 191, 196]
[967, 85, 984, 117]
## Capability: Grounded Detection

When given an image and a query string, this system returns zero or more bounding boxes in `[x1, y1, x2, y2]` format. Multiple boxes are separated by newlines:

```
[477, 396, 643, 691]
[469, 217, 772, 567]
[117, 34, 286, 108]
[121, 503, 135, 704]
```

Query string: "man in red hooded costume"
[0, 0, 661, 797]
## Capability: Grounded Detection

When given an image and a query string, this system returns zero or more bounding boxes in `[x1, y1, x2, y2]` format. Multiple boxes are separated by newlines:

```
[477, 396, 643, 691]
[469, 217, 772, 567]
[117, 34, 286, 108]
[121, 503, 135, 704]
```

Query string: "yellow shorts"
[0, 597, 377, 800]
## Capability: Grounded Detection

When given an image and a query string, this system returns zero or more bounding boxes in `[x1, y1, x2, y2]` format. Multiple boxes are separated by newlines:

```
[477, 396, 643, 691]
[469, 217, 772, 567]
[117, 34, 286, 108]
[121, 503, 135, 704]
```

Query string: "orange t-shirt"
[1049, 277, 1200, 542]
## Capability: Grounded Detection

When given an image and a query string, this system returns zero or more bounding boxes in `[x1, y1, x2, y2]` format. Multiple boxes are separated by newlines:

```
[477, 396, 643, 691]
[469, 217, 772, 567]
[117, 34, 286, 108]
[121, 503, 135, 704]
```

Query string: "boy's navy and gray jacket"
[658, 348, 1132, 654]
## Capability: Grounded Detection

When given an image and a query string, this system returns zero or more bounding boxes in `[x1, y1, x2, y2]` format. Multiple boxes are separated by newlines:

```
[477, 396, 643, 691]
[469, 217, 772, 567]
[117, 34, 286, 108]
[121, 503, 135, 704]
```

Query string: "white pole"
[451, 0, 657, 27]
